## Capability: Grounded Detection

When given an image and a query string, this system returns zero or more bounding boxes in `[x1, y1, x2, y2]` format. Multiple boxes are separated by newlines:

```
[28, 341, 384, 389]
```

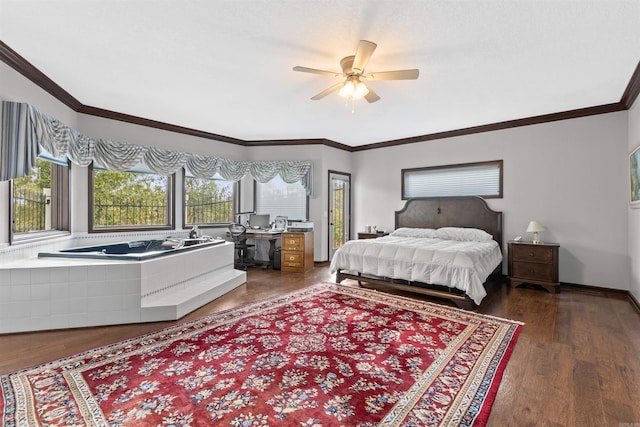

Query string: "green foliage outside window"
[12, 159, 52, 233]
[332, 181, 345, 248]
[185, 177, 234, 225]
[93, 170, 170, 228]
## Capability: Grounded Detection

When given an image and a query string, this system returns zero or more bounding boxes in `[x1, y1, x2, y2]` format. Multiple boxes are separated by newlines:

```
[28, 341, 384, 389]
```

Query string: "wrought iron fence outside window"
[11, 158, 66, 237]
[184, 176, 235, 226]
[13, 188, 47, 233]
[185, 197, 233, 225]
[93, 198, 168, 227]
[90, 168, 173, 230]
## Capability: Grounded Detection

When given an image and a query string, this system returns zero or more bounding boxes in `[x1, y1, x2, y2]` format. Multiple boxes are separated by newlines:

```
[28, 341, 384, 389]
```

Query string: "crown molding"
[351, 102, 627, 151]
[621, 60, 640, 109]
[0, 40, 82, 111]
[77, 105, 245, 145]
[242, 138, 353, 151]
[1, 40, 637, 153]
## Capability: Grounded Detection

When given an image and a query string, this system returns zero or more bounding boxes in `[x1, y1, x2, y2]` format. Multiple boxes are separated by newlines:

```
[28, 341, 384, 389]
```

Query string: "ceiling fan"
[293, 40, 419, 103]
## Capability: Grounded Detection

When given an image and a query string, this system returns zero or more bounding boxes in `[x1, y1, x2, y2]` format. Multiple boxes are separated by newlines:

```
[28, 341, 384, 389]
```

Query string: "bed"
[330, 196, 503, 309]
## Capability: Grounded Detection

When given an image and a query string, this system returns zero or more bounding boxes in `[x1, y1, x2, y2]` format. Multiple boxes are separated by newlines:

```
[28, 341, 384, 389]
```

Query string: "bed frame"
[335, 196, 503, 309]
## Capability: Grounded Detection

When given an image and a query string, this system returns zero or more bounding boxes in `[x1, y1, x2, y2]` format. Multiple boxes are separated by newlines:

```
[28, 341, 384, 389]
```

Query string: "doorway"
[328, 171, 351, 260]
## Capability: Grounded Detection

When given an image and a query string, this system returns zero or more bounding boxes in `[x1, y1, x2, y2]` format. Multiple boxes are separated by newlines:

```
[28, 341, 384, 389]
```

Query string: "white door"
[328, 171, 351, 260]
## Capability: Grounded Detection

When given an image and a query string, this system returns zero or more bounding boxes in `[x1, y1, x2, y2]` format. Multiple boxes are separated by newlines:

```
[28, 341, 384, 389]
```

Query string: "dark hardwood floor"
[1, 264, 639, 426]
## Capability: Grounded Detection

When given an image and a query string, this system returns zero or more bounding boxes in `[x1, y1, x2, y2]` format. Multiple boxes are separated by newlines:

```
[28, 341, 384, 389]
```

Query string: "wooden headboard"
[394, 196, 503, 247]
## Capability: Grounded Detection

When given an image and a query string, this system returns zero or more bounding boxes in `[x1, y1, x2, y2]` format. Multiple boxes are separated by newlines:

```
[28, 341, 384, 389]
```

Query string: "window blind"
[255, 176, 307, 222]
[403, 161, 502, 199]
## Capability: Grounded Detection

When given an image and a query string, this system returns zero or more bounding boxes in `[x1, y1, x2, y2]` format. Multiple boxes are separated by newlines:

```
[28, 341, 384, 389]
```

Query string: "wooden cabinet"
[508, 241, 560, 293]
[281, 232, 314, 272]
[357, 232, 389, 239]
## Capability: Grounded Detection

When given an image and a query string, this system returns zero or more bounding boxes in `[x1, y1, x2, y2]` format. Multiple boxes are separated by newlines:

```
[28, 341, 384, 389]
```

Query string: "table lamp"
[526, 221, 545, 244]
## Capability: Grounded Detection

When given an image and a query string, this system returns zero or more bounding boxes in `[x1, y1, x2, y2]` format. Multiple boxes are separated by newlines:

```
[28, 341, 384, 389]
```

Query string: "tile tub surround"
[0, 241, 246, 334]
[0, 229, 212, 264]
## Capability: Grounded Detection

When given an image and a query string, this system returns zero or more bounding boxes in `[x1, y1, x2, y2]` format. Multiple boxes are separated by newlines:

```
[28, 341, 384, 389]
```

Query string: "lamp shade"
[526, 221, 545, 233]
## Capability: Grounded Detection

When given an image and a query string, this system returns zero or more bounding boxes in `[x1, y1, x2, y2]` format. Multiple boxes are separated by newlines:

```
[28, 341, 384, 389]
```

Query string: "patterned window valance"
[1, 102, 313, 194]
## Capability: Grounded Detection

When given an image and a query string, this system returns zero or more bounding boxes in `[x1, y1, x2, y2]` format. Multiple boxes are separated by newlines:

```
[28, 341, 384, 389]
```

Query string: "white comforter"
[329, 236, 503, 305]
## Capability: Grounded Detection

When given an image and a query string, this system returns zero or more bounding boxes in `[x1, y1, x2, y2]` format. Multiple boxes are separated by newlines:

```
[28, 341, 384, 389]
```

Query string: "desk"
[245, 229, 281, 268]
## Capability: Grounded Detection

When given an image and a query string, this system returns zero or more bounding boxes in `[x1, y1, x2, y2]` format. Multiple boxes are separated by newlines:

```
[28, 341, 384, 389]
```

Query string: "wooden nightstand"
[357, 232, 389, 239]
[508, 241, 560, 293]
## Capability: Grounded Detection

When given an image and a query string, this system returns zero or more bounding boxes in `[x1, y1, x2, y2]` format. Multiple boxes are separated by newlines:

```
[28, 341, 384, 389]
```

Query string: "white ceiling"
[1, 0, 639, 147]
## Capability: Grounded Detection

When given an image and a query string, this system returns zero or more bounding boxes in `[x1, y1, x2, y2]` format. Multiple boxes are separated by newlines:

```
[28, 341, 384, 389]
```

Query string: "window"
[184, 174, 236, 226]
[89, 164, 174, 231]
[402, 160, 503, 199]
[11, 157, 69, 241]
[255, 176, 308, 222]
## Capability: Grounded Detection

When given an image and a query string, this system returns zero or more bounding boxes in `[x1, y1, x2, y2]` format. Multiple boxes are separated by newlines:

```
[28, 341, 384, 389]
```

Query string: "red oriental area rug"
[1, 283, 522, 426]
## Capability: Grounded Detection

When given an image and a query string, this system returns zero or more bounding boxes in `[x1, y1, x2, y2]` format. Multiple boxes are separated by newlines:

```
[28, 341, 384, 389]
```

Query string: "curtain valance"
[1, 102, 313, 194]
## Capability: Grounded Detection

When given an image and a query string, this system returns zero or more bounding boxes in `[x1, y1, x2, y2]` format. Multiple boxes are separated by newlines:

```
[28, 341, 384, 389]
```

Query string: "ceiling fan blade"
[293, 66, 342, 77]
[352, 40, 377, 74]
[364, 87, 381, 103]
[363, 69, 420, 80]
[311, 82, 344, 100]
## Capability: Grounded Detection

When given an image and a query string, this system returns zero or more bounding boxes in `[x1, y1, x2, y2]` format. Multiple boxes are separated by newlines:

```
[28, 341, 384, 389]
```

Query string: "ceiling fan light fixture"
[339, 77, 369, 100]
[293, 40, 418, 104]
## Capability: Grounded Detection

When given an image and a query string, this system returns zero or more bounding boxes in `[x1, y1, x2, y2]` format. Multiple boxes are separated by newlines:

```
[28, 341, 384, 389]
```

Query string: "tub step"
[141, 269, 246, 321]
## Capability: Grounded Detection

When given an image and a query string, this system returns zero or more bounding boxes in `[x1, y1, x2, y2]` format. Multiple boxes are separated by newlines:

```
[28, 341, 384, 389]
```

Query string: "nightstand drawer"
[511, 245, 553, 263]
[358, 232, 378, 240]
[512, 262, 554, 281]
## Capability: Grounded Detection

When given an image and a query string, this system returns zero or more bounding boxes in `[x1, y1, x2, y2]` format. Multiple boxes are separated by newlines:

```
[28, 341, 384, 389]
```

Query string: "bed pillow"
[434, 227, 494, 242]
[390, 227, 436, 238]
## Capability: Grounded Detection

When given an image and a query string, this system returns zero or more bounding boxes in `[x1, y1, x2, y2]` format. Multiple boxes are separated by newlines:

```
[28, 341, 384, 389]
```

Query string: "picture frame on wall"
[630, 144, 640, 208]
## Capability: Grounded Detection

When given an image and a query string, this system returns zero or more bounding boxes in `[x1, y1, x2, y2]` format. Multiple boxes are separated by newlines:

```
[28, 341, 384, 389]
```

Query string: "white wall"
[0, 61, 79, 244]
[1, 59, 634, 291]
[72, 114, 350, 261]
[0, 60, 353, 260]
[247, 145, 353, 261]
[76, 114, 248, 234]
[629, 99, 640, 301]
[353, 112, 630, 289]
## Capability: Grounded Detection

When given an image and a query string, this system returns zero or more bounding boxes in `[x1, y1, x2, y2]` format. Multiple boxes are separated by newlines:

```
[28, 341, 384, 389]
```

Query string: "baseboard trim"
[560, 282, 640, 315]
[560, 281, 628, 294]
[628, 291, 640, 314]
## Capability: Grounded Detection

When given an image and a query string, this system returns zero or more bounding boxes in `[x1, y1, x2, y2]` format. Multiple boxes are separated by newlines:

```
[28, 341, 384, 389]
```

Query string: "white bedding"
[329, 235, 503, 305]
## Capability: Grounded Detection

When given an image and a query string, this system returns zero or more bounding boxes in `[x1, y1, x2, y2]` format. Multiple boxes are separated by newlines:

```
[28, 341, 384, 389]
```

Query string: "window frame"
[9, 158, 70, 244]
[401, 160, 503, 200]
[88, 163, 175, 233]
[182, 169, 238, 228]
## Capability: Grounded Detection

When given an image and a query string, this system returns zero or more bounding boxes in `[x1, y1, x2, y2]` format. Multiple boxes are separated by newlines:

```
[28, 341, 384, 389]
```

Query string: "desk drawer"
[281, 232, 313, 273]
[282, 251, 302, 266]
[283, 262, 303, 269]
[511, 245, 553, 263]
[282, 235, 304, 251]
[512, 262, 554, 281]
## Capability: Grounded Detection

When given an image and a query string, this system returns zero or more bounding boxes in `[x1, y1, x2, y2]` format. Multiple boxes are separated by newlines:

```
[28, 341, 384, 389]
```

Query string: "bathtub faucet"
[189, 225, 199, 239]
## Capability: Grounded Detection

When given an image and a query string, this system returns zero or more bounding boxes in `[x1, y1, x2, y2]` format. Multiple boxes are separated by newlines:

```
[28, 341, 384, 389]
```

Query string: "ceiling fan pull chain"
[345, 98, 356, 114]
